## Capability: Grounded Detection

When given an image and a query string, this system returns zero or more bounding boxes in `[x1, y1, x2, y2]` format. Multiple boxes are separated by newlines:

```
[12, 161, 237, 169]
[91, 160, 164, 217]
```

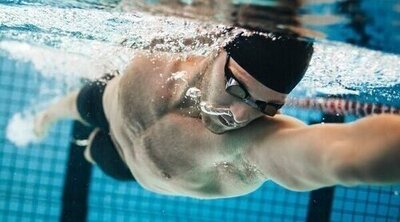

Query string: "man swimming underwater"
[34, 29, 400, 199]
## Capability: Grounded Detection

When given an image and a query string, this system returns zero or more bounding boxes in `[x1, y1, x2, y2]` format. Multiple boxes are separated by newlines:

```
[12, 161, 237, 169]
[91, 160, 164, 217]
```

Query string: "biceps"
[246, 124, 353, 190]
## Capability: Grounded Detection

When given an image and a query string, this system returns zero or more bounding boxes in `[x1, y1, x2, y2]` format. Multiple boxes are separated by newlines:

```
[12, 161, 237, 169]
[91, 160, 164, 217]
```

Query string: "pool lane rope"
[287, 98, 400, 117]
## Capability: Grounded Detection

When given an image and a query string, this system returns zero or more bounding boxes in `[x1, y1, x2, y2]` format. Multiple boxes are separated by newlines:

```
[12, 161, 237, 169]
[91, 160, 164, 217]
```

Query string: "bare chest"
[137, 148, 264, 198]
[114, 57, 265, 198]
[125, 118, 265, 198]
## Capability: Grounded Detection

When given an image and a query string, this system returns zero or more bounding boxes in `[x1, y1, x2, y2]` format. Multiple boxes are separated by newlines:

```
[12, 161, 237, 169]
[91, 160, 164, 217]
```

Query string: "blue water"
[0, 0, 400, 222]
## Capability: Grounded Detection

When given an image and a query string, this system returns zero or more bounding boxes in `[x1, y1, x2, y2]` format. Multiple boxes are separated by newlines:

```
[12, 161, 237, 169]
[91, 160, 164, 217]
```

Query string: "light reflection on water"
[0, 0, 399, 105]
[125, 0, 400, 54]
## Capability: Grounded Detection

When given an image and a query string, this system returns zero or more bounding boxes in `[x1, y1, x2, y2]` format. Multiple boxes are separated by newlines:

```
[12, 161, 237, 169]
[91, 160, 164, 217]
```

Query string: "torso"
[103, 52, 265, 199]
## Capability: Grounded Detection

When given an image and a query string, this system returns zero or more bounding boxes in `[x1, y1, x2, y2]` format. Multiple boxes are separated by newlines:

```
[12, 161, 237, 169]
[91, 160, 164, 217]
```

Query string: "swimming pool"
[1, 0, 400, 221]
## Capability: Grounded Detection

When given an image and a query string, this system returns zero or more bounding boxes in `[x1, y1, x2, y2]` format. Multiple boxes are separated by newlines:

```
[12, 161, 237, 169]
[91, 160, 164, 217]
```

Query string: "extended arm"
[245, 114, 400, 191]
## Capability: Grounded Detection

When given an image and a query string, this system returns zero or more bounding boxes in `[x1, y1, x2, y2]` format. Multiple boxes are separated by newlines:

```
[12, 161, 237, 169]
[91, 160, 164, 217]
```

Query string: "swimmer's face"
[200, 50, 287, 134]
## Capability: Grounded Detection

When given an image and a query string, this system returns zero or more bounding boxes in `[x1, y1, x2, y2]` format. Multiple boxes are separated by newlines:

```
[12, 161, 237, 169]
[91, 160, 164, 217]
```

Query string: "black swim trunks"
[76, 74, 135, 181]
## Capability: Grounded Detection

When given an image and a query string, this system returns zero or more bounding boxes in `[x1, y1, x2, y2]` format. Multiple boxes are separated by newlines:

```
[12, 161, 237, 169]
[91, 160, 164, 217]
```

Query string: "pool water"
[0, 0, 400, 221]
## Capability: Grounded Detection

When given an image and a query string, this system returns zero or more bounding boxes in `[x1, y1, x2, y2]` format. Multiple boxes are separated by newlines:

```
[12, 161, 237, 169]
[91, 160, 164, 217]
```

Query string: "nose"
[230, 102, 262, 124]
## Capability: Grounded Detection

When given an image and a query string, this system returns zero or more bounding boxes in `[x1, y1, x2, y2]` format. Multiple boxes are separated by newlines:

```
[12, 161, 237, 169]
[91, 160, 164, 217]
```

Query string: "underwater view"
[1, 0, 400, 221]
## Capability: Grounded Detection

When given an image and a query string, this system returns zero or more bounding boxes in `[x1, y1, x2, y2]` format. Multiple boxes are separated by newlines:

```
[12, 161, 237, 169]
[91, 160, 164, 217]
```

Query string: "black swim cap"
[223, 32, 314, 94]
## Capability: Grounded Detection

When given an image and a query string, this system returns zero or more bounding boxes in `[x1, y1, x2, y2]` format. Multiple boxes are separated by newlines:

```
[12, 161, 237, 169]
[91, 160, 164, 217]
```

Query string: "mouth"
[201, 113, 242, 134]
[200, 102, 238, 127]
[218, 115, 236, 127]
[200, 102, 232, 116]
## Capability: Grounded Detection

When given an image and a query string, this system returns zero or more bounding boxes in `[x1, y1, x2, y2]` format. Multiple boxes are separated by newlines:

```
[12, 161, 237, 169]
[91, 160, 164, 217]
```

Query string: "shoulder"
[271, 114, 307, 128]
[243, 114, 306, 136]
[124, 51, 208, 74]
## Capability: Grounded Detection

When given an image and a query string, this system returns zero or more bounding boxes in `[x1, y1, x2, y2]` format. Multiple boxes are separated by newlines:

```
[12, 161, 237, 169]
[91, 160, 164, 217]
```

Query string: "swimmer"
[34, 30, 400, 199]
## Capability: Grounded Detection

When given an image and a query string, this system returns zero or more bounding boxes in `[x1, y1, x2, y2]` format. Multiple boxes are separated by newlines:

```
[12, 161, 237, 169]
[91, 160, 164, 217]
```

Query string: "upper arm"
[156, 114, 349, 191]
[242, 115, 355, 191]
[245, 114, 400, 190]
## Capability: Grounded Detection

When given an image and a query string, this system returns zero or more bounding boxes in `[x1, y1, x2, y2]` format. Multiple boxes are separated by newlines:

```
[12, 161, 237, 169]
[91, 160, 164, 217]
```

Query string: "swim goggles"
[224, 56, 283, 116]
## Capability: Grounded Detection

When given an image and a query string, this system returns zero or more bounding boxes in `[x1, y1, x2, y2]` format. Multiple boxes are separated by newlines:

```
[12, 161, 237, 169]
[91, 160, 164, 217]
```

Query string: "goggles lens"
[224, 56, 283, 116]
[225, 78, 248, 99]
